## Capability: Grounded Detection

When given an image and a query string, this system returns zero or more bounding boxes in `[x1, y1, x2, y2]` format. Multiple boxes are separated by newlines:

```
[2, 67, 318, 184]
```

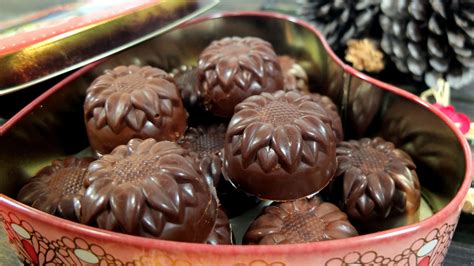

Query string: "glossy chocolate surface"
[244, 197, 358, 244]
[84, 65, 187, 154]
[326, 137, 421, 225]
[17, 157, 95, 222]
[206, 208, 232, 245]
[310, 93, 343, 142]
[279, 55, 309, 93]
[80, 139, 217, 243]
[223, 90, 337, 200]
[178, 124, 226, 186]
[172, 65, 201, 111]
[198, 37, 284, 117]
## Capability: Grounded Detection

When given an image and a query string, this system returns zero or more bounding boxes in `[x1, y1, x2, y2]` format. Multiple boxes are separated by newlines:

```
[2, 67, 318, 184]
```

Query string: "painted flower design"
[329, 137, 421, 223]
[178, 124, 227, 186]
[198, 37, 283, 117]
[223, 90, 337, 200]
[244, 197, 358, 244]
[84, 65, 187, 154]
[81, 138, 217, 243]
[432, 103, 471, 134]
[17, 157, 94, 222]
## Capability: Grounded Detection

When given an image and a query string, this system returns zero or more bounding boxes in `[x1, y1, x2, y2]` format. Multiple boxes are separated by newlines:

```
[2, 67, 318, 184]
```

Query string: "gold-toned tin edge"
[0, 0, 219, 96]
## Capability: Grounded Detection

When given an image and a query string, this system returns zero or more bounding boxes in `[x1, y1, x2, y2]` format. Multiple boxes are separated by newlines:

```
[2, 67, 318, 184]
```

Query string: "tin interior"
[0, 14, 466, 233]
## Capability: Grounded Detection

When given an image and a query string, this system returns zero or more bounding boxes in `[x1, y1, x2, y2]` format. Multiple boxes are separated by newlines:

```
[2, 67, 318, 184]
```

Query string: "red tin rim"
[0, 11, 471, 255]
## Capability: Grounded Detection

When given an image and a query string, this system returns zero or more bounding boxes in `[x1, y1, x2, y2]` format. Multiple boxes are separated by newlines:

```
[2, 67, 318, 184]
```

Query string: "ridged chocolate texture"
[84, 65, 187, 154]
[205, 208, 232, 245]
[327, 137, 420, 224]
[310, 93, 343, 143]
[244, 197, 358, 244]
[171, 65, 201, 110]
[178, 124, 226, 186]
[80, 139, 217, 243]
[278, 56, 309, 93]
[17, 157, 95, 222]
[223, 90, 337, 201]
[198, 37, 284, 117]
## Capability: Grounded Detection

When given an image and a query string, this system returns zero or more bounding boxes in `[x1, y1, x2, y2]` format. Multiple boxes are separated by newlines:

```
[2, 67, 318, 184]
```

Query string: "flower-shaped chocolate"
[81, 138, 217, 243]
[310, 93, 343, 142]
[178, 124, 227, 186]
[198, 37, 284, 117]
[205, 208, 232, 245]
[84, 65, 187, 154]
[328, 137, 420, 223]
[171, 65, 201, 111]
[223, 90, 337, 200]
[244, 197, 358, 244]
[17, 157, 95, 221]
[279, 55, 309, 93]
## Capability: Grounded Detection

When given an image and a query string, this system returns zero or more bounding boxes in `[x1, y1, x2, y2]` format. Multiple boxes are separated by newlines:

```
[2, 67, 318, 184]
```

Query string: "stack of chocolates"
[17, 36, 421, 245]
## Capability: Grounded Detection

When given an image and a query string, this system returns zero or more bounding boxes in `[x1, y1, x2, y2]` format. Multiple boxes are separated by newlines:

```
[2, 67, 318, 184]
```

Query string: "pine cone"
[380, 0, 474, 89]
[297, 0, 381, 51]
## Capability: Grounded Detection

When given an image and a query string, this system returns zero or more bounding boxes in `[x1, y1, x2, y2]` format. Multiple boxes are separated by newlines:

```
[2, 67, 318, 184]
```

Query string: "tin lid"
[0, 0, 218, 95]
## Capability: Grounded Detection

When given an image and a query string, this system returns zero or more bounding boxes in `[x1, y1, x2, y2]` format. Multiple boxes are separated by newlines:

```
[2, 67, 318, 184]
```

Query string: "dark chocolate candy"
[17, 157, 95, 221]
[178, 124, 226, 186]
[205, 208, 233, 245]
[279, 55, 309, 93]
[80, 139, 217, 243]
[171, 65, 201, 111]
[327, 137, 420, 224]
[223, 90, 337, 201]
[84, 65, 188, 154]
[198, 37, 284, 117]
[310, 93, 343, 142]
[244, 197, 358, 244]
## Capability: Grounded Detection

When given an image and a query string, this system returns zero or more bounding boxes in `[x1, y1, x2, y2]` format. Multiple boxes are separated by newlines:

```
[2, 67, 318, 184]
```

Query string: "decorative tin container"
[0, 0, 218, 95]
[0, 12, 471, 265]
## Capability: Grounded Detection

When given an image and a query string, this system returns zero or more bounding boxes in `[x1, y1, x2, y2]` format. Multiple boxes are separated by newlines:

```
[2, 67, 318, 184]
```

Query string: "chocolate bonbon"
[81, 138, 217, 243]
[326, 137, 421, 224]
[172, 65, 201, 110]
[84, 65, 187, 154]
[310, 93, 343, 142]
[223, 90, 337, 200]
[17, 157, 95, 221]
[244, 197, 358, 244]
[206, 208, 233, 245]
[279, 55, 309, 93]
[178, 124, 226, 186]
[198, 37, 283, 117]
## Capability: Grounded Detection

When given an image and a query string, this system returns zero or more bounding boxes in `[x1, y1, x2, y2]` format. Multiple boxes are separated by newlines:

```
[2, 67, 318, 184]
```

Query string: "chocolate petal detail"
[81, 178, 114, 224]
[160, 99, 174, 117]
[367, 172, 395, 212]
[125, 109, 147, 131]
[143, 174, 181, 219]
[93, 108, 107, 129]
[241, 123, 273, 163]
[85, 95, 106, 111]
[96, 210, 118, 231]
[130, 88, 160, 121]
[241, 55, 264, 78]
[216, 57, 239, 87]
[142, 207, 164, 236]
[105, 92, 132, 133]
[343, 168, 367, 206]
[110, 184, 145, 233]
[272, 125, 302, 173]
[227, 110, 259, 136]
[324, 221, 358, 239]
[257, 147, 279, 173]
